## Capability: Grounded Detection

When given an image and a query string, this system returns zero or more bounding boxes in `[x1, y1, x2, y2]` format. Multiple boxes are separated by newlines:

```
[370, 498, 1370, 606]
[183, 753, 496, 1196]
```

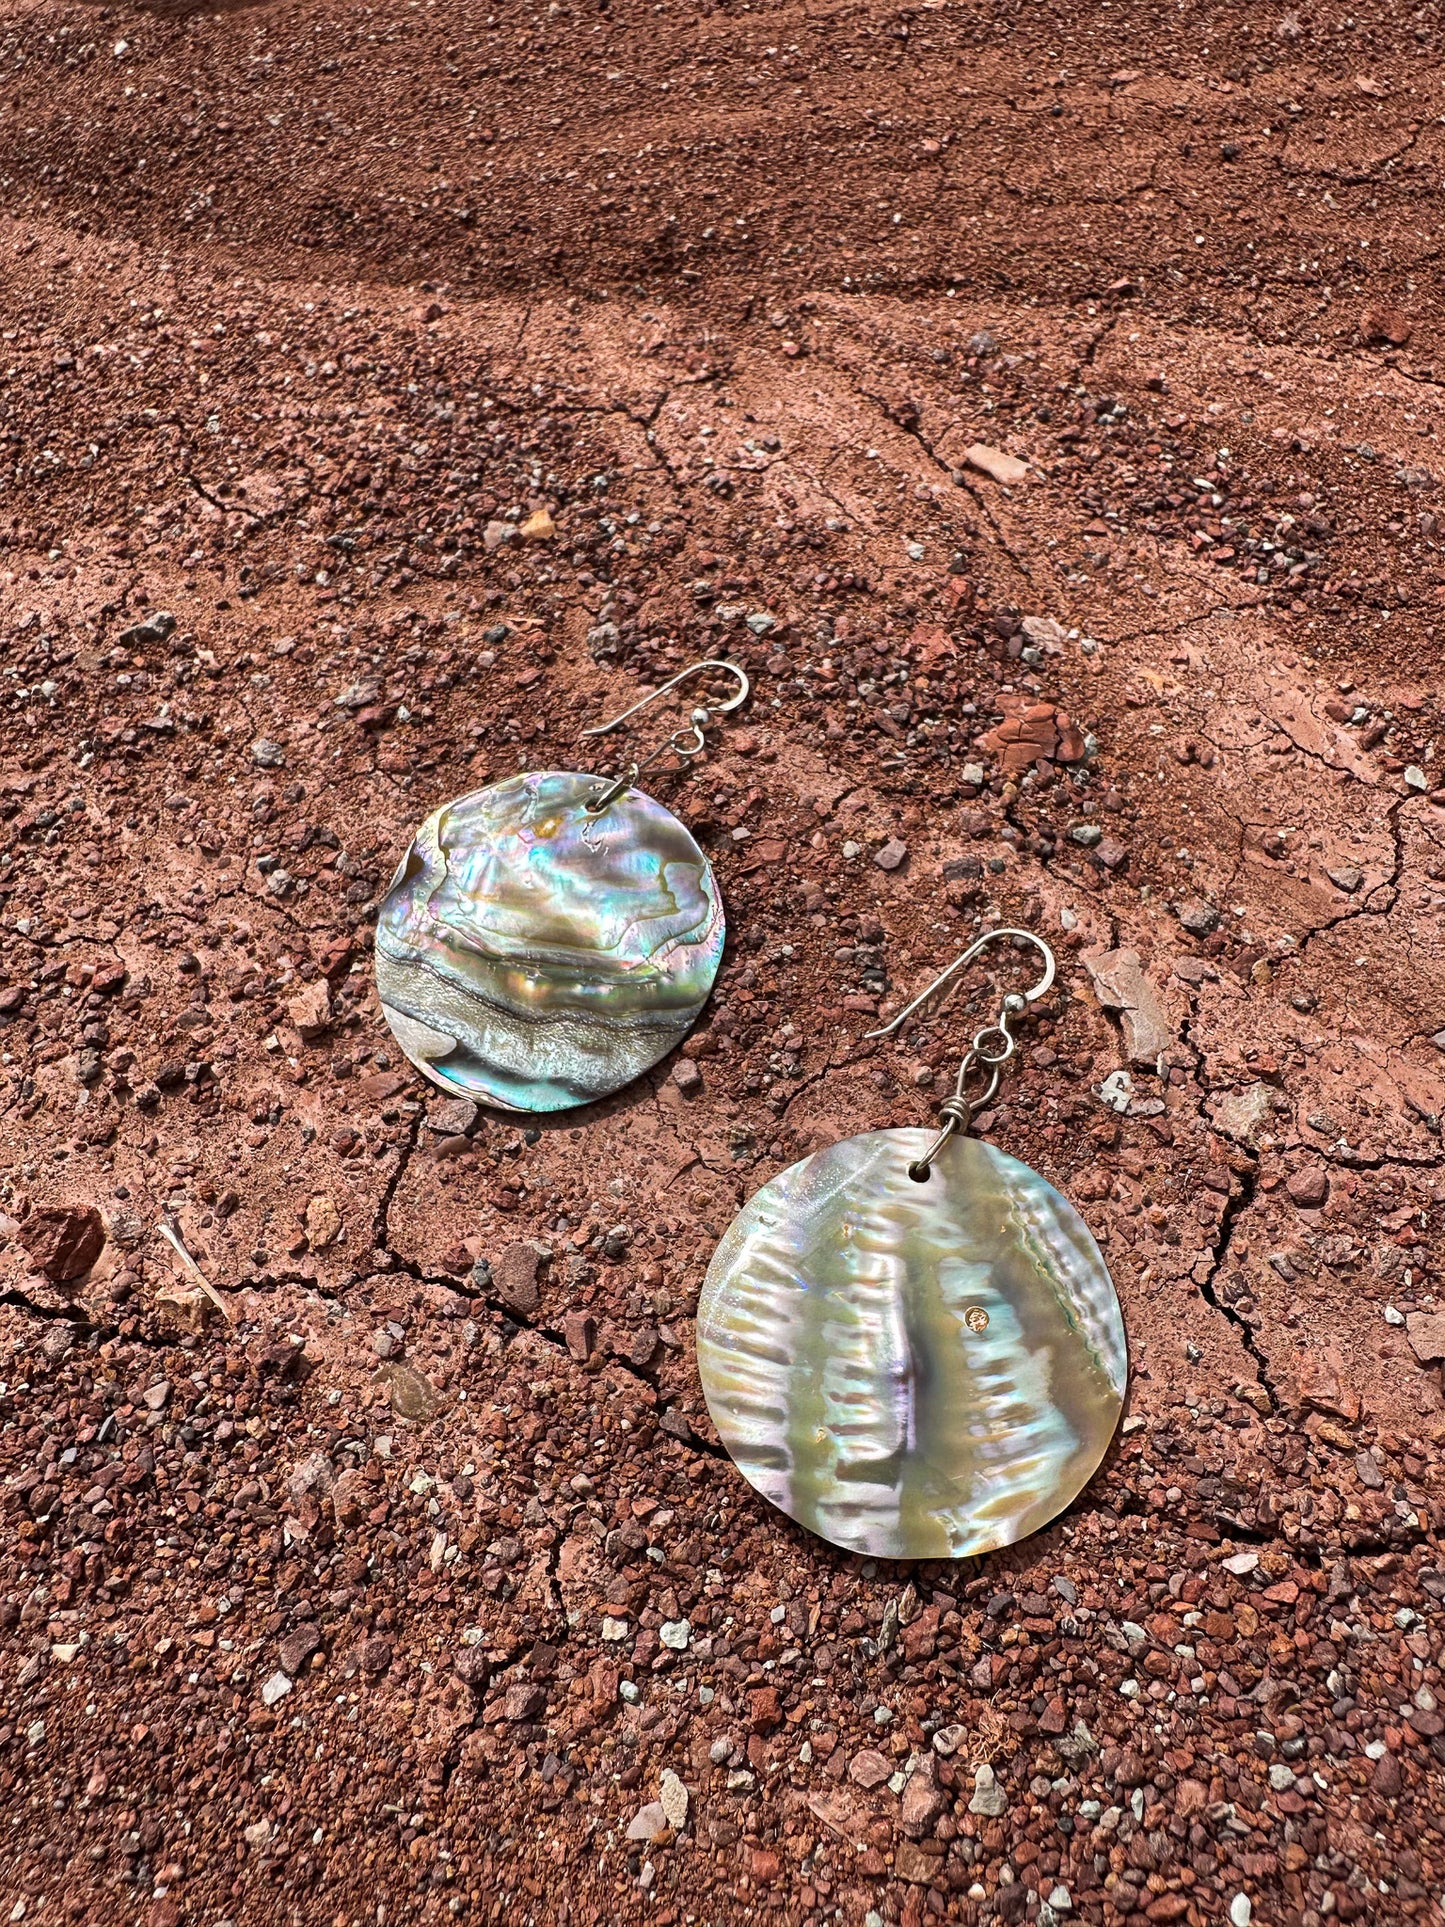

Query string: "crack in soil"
[1299, 790, 1409, 959]
[364, 1126, 726, 1459]
[370, 1105, 423, 1259]
[0, 1286, 183, 1355]
[1192, 1156, 1278, 1410]
[841, 367, 1045, 598]
[0, 1286, 97, 1327]
[187, 474, 263, 523]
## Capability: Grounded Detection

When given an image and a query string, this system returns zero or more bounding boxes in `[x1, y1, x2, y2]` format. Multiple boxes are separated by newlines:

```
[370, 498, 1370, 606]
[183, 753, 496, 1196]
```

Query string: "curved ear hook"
[580, 659, 751, 739]
[865, 929, 1058, 1182]
[579, 660, 751, 815]
[864, 928, 1056, 1040]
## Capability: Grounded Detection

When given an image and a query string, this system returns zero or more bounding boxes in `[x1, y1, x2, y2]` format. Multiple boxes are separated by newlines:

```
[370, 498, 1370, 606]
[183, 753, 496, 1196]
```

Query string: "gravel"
[0, 10, 1441, 1921]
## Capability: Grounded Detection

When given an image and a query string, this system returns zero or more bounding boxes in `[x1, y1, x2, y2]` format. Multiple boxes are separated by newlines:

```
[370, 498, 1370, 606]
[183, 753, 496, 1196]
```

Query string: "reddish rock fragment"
[894, 1841, 944, 1884]
[748, 1685, 782, 1733]
[847, 1747, 892, 1789]
[286, 978, 332, 1042]
[1038, 1694, 1069, 1735]
[355, 1070, 409, 1103]
[1054, 711, 1087, 761]
[1298, 1344, 1362, 1423]
[1405, 1311, 1445, 1365]
[19, 1204, 105, 1282]
[492, 1242, 544, 1318]
[911, 621, 955, 662]
[503, 1681, 546, 1722]
[563, 1310, 596, 1361]
[1093, 834, 1129, 871]
[899, 1762, 945, 1835]
[1372, 1751, 1403, 1796]
[331, 1468, 369, 1528]
[278, 1622, 322, 1677]
[978, 701, 1060, 772]
[1145, 1896, 1190, 1923]
[899, 1604, 939, 1661]
[1361, 306, 1412, 346]
[453, 1644, 490, 1689]
[1286, 1166, 1329, 1208]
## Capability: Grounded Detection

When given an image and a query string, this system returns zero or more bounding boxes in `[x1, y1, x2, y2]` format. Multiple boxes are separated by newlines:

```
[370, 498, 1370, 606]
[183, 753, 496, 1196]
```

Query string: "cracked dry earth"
[4, 1, 1445, 1925]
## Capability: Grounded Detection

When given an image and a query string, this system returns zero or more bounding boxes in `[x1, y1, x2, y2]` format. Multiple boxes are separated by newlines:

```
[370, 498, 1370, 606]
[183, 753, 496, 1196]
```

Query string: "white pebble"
[659, 1768, 689, 1830]
[260, 1672, 292, 1708]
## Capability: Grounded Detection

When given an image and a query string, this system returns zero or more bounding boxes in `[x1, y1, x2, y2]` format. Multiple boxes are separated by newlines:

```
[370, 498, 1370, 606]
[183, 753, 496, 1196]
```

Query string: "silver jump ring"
[971, 1024, 1016, 1065]
[580, 660, 750, 812]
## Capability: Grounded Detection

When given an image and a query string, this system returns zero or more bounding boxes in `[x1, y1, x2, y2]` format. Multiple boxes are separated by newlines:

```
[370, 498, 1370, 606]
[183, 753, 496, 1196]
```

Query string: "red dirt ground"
[0, 0, 1443, 1923]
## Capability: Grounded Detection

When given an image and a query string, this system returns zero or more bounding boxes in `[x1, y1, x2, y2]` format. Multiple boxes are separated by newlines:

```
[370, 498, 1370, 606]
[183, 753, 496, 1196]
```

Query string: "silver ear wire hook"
[580, 659, 750, 814]
[865, 928, 1056, 1039]
[865, 928, 1057, 1182]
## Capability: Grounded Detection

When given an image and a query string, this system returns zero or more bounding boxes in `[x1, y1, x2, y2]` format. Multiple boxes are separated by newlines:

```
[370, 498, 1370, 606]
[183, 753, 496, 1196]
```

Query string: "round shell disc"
[375, 770, 724, 1112]
[697, 1129, 1126, 1559]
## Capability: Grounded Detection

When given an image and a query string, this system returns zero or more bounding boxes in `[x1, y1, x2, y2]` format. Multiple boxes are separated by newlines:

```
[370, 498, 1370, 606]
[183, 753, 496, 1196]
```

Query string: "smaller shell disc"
[375, 770, 723, 1112]
[697, 1129, 1127, 1559]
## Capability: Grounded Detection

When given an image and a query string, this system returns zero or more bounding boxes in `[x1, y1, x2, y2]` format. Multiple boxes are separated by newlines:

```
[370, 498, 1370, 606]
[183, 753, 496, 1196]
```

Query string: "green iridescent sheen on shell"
[697, 1129, 1126, 1559]
[376, 770, 723, 1112]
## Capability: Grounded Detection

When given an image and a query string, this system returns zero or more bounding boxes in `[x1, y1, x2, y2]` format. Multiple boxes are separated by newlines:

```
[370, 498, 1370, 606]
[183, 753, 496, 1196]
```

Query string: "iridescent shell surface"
[376, 771, 723, 1112]
[697, 1129, 1126, 1559]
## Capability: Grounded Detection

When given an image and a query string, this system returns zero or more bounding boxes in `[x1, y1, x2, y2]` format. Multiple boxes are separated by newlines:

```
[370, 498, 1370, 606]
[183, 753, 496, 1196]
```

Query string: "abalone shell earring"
[375, 660, 749, 1113]
[697, 930, 1127, 1560]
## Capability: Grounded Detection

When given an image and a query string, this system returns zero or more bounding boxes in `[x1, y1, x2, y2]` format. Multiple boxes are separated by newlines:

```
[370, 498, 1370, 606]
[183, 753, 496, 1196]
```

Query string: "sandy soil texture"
[0, 0, 1443, 1922]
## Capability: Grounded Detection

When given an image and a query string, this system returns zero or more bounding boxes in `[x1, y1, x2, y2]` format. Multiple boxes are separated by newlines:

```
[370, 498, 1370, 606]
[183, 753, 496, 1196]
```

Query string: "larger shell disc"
[697, 1129, 1126, 1559]
[375, 771, 724, 1112]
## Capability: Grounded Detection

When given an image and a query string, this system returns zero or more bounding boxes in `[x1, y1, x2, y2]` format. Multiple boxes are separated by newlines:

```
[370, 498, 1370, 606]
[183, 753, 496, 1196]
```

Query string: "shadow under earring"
[697, 930, 1126, 1560]
[375, 660, 748, 1113]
